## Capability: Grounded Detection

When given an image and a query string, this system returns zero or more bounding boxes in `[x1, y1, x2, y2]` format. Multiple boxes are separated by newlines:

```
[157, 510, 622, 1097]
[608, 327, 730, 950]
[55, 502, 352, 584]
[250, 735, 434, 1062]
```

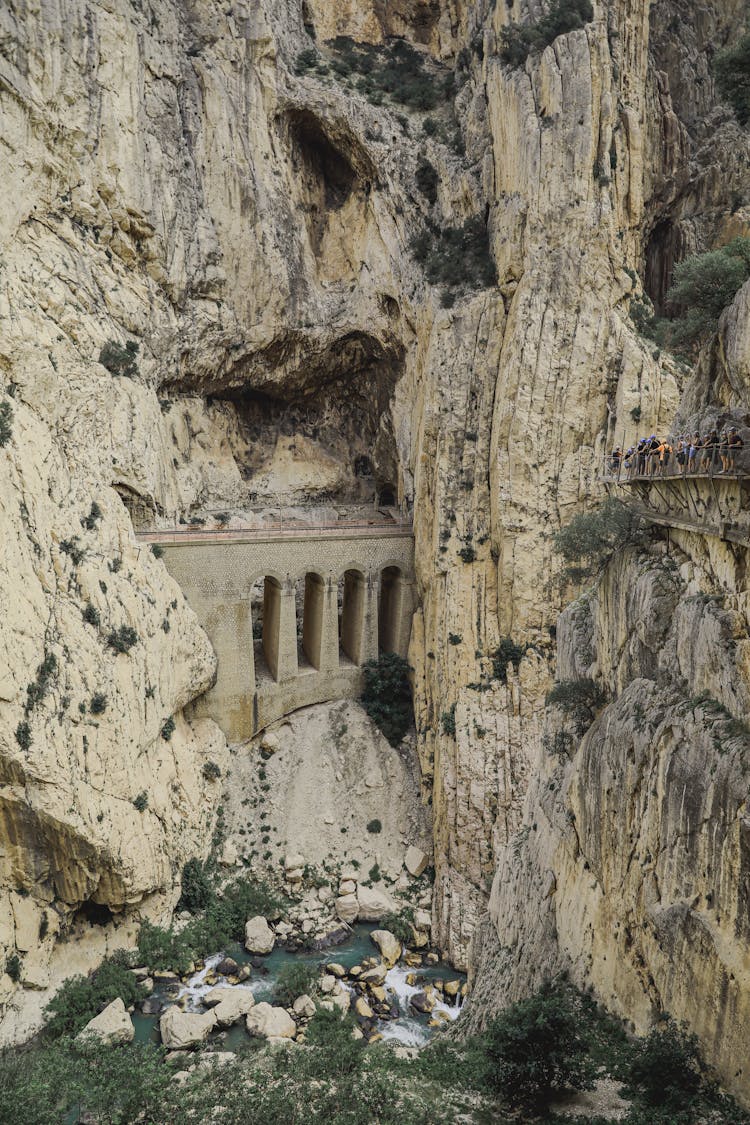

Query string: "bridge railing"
[135, 516, 413, 545]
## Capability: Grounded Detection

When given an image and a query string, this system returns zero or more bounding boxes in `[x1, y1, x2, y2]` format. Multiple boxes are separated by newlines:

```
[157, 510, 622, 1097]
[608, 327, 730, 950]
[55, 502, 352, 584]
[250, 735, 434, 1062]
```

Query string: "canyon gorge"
[2, 0, 750, 1118]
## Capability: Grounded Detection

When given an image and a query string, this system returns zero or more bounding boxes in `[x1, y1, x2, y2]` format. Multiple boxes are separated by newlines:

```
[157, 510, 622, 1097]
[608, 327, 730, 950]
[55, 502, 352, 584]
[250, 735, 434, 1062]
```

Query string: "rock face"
[159, 1007, 217, 1050]
[244, 917, 275, 955]
[75, 997, 134, 1047]
[465, 533, 750, 1102]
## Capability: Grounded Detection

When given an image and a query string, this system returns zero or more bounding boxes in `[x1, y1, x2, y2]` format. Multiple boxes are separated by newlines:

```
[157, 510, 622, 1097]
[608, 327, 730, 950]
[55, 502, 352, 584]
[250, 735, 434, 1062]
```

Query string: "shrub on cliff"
[500, 0, 594, 67]
[98, 339, 139, 379]
[553, 497, 644, 582]
[361, 652, 413, 746]
[0, 400, 13, 447]
[481, 983, 596, 1110]
[178, 858, 213, 914]
[713, 34, 750, 125]
[410, 215, 496, 296]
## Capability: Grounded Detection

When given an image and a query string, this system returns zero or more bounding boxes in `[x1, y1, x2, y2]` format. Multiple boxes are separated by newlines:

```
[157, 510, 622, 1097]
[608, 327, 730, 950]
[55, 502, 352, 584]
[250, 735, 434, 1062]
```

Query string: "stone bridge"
[138, 521, 416, 741]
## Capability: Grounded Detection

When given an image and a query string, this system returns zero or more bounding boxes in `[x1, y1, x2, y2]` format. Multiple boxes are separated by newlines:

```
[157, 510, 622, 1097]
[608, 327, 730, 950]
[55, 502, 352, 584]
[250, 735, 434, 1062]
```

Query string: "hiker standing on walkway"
[727, 427, 744, 472]
[700, 429, 718, 472]
[688, 432, 700, 473]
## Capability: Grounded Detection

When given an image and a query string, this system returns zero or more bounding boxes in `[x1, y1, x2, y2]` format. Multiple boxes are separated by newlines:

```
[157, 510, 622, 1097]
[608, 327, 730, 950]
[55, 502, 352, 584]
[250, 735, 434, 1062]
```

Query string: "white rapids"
[377, 965, 464, 1046]
[177, 953, 256, 1011]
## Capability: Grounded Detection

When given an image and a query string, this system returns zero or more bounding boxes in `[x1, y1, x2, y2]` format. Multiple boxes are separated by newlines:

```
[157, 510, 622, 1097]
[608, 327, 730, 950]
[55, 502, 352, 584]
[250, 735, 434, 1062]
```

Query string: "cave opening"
[645, 217, 686, 314]
[73, 899, 115, 927]
[287, 109, 359, 213]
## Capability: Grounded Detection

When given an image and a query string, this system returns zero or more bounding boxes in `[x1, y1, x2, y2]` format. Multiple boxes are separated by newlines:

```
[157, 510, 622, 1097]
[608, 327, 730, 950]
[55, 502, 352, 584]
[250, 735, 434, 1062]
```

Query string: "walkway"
[600, 457, 750, 548]
[136, 517, 416, 741]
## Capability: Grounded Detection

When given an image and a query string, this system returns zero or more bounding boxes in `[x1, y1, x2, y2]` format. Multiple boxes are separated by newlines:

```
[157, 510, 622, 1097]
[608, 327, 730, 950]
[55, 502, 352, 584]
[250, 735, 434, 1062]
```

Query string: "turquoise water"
[133, 924, 465, 1048]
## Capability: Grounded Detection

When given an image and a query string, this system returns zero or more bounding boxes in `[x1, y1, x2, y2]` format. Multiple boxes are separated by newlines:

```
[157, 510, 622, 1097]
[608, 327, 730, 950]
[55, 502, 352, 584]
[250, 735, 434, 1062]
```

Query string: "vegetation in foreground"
[4, 980, 749, 1124]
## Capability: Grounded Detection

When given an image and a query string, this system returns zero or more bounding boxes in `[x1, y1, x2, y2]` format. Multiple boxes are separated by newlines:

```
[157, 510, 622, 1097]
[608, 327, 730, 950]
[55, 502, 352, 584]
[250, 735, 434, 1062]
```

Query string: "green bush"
[161, 716, 176, 741]
[361, 653, 413, 746]
[553, 497, 644, 581]
[366, 818, 382, 834]
[441, 704, 457, 736]
[59, 537, 85, 565]
[480, 983, 596, 1110]
[410, 216, 496, 295]
[546, 678, 606, 728]
[81, 501, 103, 531]
[89, 693, 107, 715]
[151, 544, 165, 559]
[99, 339, 139, 379]
[458, 545, 477, 562]
[107, 625, 138, 654]
[15, 722, 31, 750]
[178, 858, 213, 915]
[133, 792, 148, 812]
[415, 157, 439, 204]
[0, 399, 14, 447]
[713, 34, 750, 125]
[274, 962, 318, 1007]
[328, 36, 443, 112]
[492, 637, 528, 683]
[6, 953, 21, 983]
[664, 237, 750, 353]
[25, 652, 57, 714]
[202, 760, 222, 781]
[500, 0, 594, 67]
[620, 1020, 703, 1112]
[44, 957, 144, 1039]
[380, 907, 415, 945]
[82, 603, 100, 627]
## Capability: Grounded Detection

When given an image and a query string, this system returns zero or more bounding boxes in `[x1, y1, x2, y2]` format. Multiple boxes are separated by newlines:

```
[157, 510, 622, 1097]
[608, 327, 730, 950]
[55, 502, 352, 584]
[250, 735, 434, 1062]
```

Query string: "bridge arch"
[379, 564, 404, 654]
[250, 575, 284, 682]
[300, 570, 327, 671]
[339, 567, 368, 666]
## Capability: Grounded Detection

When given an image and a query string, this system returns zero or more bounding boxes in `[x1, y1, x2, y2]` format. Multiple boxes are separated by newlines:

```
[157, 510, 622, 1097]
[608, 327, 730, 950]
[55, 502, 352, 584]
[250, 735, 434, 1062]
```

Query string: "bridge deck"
[136, 518, 412, 547]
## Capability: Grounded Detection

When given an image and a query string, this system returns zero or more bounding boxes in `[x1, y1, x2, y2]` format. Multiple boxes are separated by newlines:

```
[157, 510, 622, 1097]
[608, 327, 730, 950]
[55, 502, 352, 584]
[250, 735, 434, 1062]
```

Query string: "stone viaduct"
[138, 522, 416, 741]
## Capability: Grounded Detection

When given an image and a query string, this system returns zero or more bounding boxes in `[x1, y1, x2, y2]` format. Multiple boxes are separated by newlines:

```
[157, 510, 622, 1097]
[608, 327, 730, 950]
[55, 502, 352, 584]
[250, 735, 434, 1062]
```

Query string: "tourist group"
[608, 428, 744, 478]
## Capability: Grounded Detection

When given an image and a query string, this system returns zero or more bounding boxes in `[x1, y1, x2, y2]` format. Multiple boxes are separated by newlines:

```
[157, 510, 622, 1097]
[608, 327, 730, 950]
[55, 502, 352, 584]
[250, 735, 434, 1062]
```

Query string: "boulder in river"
[160, 1007, 217, 1049]
[409, 991, 434, 1015]
[245, 916, 275, 955]
[246, 1001, 296, 1039]
[75, 998, 134, 1048]
[370, 929, 401, 967]
[204, 987, 256, 1027]
[334, 893, 358, 923]
[215, 957, 239, 976]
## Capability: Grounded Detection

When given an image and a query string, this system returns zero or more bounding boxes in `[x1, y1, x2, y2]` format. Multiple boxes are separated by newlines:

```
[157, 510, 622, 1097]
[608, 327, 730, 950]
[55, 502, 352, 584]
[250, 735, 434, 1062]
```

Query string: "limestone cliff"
[1, 0, 749, 1094]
